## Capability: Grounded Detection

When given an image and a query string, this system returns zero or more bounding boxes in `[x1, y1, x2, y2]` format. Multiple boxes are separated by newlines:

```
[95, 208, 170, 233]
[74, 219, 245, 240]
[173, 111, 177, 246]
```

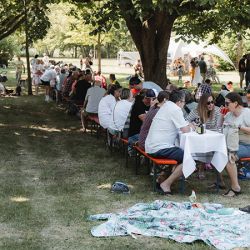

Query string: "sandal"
[223, 188, 241, 197]
[157, 184, 173, 196]
[208, 182, 226, 190]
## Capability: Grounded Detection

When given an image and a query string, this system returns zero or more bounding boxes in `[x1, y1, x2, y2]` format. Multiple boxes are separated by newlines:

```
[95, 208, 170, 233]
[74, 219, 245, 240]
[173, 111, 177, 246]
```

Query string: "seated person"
[222, 92, 250, 197]
[145, 90, 194, 195]
[226, 81, 234, 92]
[138, 91, 169, 150]
[70, 72, 91, 106]
[181, 90, 198, 118]
[81, 79, 106, 132]
[98, 84, 122, 129]
[186, 93, 222, 179]
[128, 89, 156, 154]
[108, 88, 133, 134]
[215, 84, 230, 107]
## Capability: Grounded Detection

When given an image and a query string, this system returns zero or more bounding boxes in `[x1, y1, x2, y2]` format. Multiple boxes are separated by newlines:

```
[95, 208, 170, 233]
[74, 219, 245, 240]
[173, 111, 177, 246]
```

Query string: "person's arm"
[138, 113, 146, 121]
[180, 123, 195, 133]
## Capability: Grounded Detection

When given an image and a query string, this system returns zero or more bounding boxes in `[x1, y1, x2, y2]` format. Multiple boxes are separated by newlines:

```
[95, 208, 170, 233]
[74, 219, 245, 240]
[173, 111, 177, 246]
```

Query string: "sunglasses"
[207, 101, 214, 105]
[225, 101, 231, 106]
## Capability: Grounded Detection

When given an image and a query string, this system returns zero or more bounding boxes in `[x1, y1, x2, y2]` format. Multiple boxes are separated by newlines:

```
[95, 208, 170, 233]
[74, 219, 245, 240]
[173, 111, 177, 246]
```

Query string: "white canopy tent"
[168, 38, 235, 67]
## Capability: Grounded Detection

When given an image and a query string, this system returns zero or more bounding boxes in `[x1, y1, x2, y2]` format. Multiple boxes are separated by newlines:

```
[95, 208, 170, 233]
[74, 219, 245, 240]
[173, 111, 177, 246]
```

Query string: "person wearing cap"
[129, 76, 163, 97]
[145, 90, 194, 195]
[127, 89, 156, 154]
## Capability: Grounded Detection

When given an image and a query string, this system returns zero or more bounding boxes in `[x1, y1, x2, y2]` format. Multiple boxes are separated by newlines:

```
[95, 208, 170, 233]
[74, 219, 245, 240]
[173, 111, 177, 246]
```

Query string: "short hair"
[110, 74, 116, 81]
[108, 83, 122, 96]
[205, 79, 211, 84]
[225, 92, 244, 106]
[120, 88, 131, 100]
[157, 91, 169, 103]
[129, 76, 141, 86]
[169, 90, 185, 103]
[35, 55, 39, 58]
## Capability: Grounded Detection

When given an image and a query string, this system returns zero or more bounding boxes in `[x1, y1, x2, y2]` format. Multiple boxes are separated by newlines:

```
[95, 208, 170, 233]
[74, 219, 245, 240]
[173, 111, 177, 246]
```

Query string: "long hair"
[197, 93, 214, 123]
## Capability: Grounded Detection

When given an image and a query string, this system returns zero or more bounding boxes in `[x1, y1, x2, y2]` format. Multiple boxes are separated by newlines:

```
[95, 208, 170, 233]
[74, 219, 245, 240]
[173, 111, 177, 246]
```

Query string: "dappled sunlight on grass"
[3, 106, 11, 109]
[97, 183, 112, 189]
[10, 196, 30, 203]
[29, 125, 62, 132]
[14, 132, 20, 136]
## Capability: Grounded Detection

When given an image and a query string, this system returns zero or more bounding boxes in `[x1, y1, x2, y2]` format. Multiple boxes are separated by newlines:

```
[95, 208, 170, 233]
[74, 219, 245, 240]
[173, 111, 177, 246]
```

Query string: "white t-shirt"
[109, 100, 133, 131]
[85, 86, 106, 114]
[145, 101, 188, 154]
[98, 94, 117, 129]
[40, 69, 56, 82]
[224, 108, 250, 144]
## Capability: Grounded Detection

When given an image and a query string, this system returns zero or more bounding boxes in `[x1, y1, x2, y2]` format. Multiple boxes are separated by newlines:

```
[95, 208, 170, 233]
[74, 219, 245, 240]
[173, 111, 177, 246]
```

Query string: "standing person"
[198, 56, 207, 83]
[177, 65, 183, 84]
[32, 59, 44, 95]
[40, 66, 57, 102]
[245, 54, 250, 90]
[42, 53, 50, 69]
[238, 55, 246, 89]
[79, 55, 83, 70]
[195, 79, 212, 101]
[145, 90, 194, 194]
[109, 74, 120, 86]
[15, 56, 25, 86]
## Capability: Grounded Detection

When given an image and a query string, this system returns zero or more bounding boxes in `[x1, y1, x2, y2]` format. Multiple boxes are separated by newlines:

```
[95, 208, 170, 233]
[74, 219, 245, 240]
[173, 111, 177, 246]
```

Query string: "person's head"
[183, 90, 194, 104]
[129, 76, 142, 90]
[225, 92, 244, 112]
[166, 83, 178, 93]
[35, 54, 39, 59]
[141, 89, 156, 106]
[227, 81, 233, 89]
[200, 56, 204, 61]
[169, 90, 186, 108]
[120, 88, 132, 100]
[109, 73, 116, 82]
[156, 91, 169, 104]
[61, 68, 66, 74]
[197, 93, 215, 123]
[108, 83, 122, 98]
[205, 79, 211, 85]
[85, 69, 92, 81]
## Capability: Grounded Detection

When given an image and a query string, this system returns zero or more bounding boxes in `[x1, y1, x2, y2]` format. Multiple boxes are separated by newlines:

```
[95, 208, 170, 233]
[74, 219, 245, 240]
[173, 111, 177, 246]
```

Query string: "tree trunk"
[97, 32, 101, 72]
[24, 0, 32, 95]
[119, 3, 176, 89]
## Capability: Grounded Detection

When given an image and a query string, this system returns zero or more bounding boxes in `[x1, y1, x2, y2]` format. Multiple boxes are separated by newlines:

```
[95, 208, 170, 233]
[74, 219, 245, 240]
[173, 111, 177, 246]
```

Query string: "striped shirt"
[186, 106, 222, 129]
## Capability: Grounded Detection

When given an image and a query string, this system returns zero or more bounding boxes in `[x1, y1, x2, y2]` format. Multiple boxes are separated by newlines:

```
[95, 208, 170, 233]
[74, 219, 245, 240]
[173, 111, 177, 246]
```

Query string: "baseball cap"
[145, 89, 156, 98]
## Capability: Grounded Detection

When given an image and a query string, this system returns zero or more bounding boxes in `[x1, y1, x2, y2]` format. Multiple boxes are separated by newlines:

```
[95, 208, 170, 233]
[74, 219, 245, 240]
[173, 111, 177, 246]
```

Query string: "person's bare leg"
[80, 110, 86, 132]
[160, 164, 183, 192]
[225, 162, 241, 191]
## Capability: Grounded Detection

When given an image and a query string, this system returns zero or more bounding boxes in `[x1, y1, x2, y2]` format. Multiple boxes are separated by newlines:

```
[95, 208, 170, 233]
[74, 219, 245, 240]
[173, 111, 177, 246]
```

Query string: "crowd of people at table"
[2, 53, 250, 198]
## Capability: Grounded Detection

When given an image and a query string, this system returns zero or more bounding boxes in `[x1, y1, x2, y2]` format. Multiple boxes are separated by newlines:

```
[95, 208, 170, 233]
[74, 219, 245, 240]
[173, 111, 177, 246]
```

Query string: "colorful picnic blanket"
[89, 200, 250, 250]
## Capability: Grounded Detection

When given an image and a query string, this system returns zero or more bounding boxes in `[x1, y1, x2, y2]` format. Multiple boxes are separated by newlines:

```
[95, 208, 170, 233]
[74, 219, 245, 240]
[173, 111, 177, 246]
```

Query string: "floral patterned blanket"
[89, 200, 250, 250]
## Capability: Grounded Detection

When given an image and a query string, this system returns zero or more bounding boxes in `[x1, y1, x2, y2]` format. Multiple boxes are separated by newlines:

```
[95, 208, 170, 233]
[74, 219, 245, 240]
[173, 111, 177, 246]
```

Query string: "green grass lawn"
[0, 68, 249, 249]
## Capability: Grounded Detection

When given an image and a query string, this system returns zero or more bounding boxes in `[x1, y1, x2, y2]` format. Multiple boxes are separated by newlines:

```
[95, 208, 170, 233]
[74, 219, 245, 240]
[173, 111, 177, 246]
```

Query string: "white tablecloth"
[180, 130, 228, 178]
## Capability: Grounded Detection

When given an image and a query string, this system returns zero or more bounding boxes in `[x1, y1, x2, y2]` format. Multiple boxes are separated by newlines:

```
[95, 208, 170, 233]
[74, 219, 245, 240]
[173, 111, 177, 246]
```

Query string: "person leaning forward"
[145, 90, 195, 195]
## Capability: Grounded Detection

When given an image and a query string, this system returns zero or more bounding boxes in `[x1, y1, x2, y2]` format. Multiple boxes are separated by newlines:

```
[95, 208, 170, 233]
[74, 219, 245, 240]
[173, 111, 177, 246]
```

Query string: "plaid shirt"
[195, 83, 212, 100]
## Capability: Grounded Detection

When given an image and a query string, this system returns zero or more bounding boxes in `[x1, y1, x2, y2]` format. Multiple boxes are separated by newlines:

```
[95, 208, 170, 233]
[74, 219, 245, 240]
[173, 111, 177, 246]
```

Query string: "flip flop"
[223, 188, 241, 197]
[208, 182, 226, 190]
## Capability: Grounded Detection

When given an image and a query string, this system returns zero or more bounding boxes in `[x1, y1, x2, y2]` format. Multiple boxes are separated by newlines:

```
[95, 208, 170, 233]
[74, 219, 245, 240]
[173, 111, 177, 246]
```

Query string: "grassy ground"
[0, 67, 249, 250]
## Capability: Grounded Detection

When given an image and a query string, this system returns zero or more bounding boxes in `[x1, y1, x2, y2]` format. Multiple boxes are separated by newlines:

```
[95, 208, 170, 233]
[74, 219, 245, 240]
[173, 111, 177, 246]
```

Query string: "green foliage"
[0, 37, 20, 60]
